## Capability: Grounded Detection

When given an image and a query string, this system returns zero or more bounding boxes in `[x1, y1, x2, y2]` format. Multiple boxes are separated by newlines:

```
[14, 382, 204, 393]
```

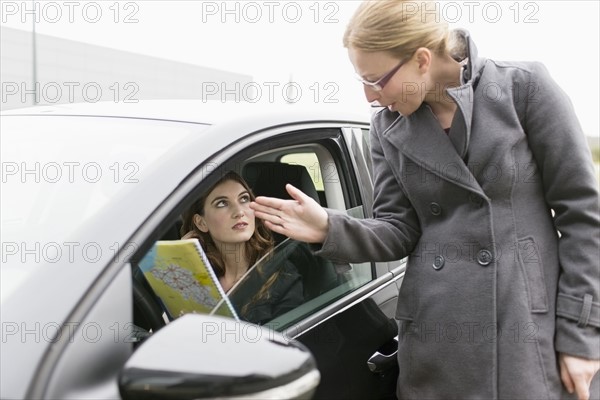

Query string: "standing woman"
[251, 1, 599, 399]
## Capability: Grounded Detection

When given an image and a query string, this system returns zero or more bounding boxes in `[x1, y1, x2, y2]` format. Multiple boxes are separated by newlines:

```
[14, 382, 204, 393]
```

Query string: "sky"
[1, 0, 599, 137]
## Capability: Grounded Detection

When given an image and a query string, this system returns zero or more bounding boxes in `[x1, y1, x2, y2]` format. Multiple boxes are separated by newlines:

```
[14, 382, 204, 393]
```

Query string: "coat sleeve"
[315, 112, 421, 263]
[523, 63, 600, 359]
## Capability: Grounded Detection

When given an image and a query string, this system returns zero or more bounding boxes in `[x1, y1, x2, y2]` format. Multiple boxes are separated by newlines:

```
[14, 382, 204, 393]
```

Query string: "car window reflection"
[228, 238, 306, 325]
[228, 214, 373, 327]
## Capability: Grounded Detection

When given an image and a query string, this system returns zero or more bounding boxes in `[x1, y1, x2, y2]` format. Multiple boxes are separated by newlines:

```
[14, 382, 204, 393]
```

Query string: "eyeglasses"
[355, 58, 407, 92]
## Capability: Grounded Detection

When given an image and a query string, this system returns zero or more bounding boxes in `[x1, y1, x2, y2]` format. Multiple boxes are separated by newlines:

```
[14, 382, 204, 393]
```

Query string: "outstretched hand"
[250, 183, 329, 244]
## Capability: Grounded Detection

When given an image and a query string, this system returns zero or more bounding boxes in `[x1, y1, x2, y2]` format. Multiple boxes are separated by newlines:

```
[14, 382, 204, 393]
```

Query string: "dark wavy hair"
[180, 171, 274, 279]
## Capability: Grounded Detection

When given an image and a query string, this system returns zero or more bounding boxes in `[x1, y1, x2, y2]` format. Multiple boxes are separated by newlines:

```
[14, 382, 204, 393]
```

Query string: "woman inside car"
[180, 170, 303, 325]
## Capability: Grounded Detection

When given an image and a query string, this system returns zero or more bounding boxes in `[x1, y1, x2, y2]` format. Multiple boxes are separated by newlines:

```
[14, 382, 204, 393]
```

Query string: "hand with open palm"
[250, 184, 329, 244]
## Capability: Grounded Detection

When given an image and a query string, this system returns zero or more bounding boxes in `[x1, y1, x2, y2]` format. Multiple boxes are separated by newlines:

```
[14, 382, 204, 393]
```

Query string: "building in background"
[1, 26, 252, 110]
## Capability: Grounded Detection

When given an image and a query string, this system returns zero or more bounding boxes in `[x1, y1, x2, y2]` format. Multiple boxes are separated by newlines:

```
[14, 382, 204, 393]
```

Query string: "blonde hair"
[343, 1, 465, 60]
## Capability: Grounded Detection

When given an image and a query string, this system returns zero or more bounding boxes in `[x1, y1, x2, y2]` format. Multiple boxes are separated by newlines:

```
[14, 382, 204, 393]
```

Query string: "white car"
[1, 100, 405, 399]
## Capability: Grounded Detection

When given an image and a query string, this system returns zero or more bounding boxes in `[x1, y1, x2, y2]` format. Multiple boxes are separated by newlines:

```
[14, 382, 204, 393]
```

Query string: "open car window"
[133, 205, 373, 335]
[228, 205, 372, 331]
[132, 134, 377, 337]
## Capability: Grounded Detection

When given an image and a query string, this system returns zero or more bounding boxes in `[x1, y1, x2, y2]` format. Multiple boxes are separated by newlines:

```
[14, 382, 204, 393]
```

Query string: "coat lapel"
[446, 85, 473, 160]
[444, 29, 485, 162]
[382, 105, 483, 194]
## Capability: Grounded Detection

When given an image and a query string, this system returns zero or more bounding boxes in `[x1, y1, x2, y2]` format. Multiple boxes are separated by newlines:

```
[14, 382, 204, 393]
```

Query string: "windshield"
[1, 115, 206, 245]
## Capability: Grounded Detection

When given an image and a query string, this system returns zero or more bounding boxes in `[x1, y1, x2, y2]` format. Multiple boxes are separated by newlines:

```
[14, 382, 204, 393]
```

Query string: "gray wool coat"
[317, 31, 600, 399]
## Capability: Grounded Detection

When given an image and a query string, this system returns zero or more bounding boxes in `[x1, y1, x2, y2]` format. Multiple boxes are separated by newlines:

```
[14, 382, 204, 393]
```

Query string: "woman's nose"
[363, 85, 380, 103]
[232, 203, 245, 218]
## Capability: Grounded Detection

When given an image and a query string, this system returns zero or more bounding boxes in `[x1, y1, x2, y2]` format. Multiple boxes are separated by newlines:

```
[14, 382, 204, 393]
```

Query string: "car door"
[124, 120, 405, 399]
[265, 126, 405, 399]
[237, 124, 405, 399]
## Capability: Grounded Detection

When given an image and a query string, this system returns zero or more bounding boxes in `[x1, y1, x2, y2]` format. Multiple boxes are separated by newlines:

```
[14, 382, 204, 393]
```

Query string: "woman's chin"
[387, 102, 404, 114]
[388, 103, 404, 115]
[233, 230, 254, 243]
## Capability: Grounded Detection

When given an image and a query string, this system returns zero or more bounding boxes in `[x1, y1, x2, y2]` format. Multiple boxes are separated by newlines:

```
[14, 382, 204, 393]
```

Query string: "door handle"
[367, 335, 398, 374]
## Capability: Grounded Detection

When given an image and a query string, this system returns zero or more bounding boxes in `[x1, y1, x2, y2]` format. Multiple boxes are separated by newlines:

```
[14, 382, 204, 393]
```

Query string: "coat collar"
[379, 30, 487, 195]
[455, 29, 485, 86]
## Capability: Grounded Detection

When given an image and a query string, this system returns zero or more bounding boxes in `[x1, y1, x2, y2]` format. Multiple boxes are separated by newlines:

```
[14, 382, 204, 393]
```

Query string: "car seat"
[243, 161, 339, 300]
[243, 162, 319, 242]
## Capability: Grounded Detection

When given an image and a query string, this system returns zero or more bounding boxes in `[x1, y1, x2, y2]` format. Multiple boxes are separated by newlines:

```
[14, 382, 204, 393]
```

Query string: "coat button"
[433, 255, 445, 270]
[429, 202, 442, 216]
[477, 250, 493, 266]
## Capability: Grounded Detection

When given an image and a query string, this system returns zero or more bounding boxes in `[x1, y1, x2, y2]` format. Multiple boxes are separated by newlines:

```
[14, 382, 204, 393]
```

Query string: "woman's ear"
[193, 214, 209, 233]
[415, 47, 432, 73]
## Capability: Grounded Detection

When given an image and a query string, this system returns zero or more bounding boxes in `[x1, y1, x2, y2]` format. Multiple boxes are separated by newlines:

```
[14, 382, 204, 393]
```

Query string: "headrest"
[243, 162, 319, 203]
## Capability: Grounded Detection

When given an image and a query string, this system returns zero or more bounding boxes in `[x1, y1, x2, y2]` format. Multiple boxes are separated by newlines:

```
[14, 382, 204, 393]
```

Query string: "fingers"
[250, 198, 284, 216]
[251, 194, 302, 220]
[572, 376, 590, 400]
[252, 195, 288, 210]
[181, 231, 196, 240]
[285, 184, 307, 203]
[251, 185, 308, 212]
[560, 357, 576, 395]
[559, 354, 600, 400]
[571, 366, 595, 400]
[263, 219, 287, 236]
[253, 209, 284, 227]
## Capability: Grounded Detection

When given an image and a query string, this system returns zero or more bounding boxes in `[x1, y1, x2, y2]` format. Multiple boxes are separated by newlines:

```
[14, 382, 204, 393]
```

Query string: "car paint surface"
[1, 100, 374, 399]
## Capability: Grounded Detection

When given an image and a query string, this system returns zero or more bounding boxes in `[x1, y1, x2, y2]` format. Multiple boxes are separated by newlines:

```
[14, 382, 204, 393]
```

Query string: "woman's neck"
[218, 243, 250, 292]
[424, 53, 463, 129]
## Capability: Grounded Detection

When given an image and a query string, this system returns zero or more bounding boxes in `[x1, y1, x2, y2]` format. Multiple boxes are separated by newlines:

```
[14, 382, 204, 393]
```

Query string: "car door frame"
[165, 121, 405, 398]
[29, 120, 404, 399]
[144, 120, 405, 397]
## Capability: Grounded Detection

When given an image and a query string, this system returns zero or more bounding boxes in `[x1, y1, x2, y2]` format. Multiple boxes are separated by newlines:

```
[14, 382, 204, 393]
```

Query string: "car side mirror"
[118, 314, 320, 400]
